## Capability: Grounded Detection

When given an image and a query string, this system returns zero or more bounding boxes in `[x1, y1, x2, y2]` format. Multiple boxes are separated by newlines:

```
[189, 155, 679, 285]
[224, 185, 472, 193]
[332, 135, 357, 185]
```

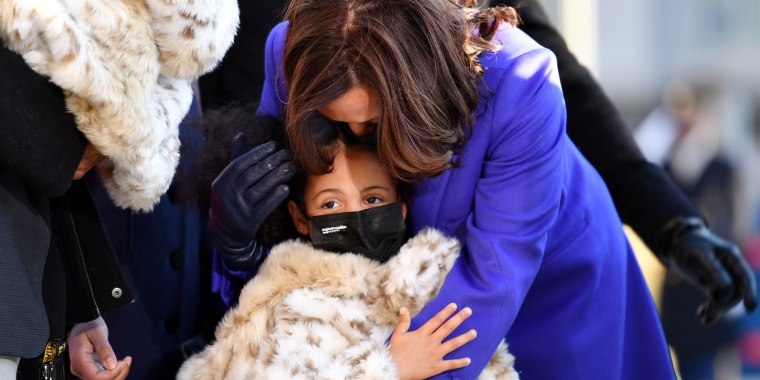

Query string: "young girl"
[178, 110, 517, 379]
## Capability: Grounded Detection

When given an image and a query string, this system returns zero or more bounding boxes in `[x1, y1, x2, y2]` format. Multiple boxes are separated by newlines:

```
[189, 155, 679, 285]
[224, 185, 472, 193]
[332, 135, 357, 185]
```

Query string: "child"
[176, 109, 517, 379]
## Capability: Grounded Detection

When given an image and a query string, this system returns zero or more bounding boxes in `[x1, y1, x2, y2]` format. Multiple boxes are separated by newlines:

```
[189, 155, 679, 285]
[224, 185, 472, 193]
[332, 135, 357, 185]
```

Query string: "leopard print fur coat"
[177, 228, 518, 380]
[0, 0, 238, 211]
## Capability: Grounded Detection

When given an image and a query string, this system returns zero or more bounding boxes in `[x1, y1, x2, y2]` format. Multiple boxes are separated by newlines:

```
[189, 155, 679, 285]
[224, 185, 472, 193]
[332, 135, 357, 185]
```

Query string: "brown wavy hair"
[283, 0, 518, 181]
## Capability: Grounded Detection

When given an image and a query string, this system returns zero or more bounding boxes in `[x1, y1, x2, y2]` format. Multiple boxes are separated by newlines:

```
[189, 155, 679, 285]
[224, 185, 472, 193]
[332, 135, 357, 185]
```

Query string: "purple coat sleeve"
[408, 37, 568, 378]
[211, 248, 256, 306]
[256, 22, 288, 118]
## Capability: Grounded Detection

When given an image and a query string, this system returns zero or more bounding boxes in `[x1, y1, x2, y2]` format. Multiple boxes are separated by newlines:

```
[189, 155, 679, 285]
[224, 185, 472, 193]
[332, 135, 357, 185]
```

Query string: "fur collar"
[0, 0, 239, 210]
[178, 229, 519, 379]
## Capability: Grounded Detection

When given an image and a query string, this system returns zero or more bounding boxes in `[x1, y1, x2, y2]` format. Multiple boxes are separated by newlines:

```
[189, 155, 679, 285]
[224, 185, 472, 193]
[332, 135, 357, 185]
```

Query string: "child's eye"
[322, 201, 339, 209]
[366, 196, 383, 205]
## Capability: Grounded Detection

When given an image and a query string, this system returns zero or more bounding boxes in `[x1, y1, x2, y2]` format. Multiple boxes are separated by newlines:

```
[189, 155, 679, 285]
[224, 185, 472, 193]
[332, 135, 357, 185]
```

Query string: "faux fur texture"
[177, 228, 519, 380]
[0, 0, 239, 211]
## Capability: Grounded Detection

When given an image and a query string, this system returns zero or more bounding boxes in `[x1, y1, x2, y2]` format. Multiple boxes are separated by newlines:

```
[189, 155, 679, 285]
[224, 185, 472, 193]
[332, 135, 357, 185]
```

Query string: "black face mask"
[309, 202, 406, 263]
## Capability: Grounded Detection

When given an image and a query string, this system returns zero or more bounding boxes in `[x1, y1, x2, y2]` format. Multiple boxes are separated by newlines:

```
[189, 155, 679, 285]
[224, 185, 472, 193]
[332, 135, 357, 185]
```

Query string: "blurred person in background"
[720, 100, 760, 379]
[739, 235, 760, 377]
[636, 80, 739, 379]
[636, 81, 736, 242]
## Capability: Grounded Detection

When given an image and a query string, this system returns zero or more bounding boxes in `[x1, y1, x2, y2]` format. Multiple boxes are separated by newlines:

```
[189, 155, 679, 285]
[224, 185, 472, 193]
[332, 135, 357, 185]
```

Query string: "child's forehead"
[342, 142, 377, 160]
[339, 144, 389, 173]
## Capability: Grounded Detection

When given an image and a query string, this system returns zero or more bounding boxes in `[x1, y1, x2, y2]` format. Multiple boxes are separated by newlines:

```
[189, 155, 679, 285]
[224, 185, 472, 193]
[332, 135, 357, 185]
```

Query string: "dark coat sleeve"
[491, 0, 701, 249]
[51, 180, 134, 326]
[0, 45, 87, 198]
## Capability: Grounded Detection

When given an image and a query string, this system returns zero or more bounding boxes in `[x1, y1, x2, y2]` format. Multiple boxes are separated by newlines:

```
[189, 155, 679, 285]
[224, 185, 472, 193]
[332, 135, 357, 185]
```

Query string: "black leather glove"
[656, 216, 758, 325]
[208, 134, 296, 270]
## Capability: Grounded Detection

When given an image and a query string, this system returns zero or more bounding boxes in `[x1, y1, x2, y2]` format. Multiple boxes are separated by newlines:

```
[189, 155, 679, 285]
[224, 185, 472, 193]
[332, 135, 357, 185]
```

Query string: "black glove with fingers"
[656, 216, 757, 325]
[208, 134, 296, 270]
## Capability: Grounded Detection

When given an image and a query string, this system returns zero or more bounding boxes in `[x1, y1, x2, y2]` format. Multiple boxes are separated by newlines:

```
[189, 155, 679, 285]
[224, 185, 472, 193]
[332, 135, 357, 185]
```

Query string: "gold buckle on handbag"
[42, 339, 67, 364]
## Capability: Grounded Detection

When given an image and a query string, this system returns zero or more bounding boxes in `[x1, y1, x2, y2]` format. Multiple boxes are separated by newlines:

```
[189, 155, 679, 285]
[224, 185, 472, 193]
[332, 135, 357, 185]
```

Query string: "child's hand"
[389, 303, 476, 380]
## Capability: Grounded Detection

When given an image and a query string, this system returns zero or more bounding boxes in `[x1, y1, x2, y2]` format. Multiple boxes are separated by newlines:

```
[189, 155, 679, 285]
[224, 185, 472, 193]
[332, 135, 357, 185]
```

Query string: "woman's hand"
[389, 303, 476, 380]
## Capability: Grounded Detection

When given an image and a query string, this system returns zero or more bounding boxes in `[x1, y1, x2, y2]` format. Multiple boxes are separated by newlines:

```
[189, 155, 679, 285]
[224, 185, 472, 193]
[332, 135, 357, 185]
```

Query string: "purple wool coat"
[255, 21, 676, 380]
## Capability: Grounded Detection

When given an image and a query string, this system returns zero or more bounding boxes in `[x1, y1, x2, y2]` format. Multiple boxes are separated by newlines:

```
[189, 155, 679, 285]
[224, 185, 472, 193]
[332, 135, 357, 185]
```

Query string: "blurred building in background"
[536, 0, 760, 378]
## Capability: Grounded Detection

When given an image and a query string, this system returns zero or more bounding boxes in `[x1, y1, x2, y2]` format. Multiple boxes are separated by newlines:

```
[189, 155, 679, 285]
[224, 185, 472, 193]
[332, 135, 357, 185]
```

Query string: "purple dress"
[253, 21, 675, 380]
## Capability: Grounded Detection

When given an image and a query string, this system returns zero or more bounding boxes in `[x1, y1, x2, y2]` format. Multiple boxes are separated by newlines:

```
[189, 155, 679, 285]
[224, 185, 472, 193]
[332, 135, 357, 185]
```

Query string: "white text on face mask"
[321, 225, 348, 234]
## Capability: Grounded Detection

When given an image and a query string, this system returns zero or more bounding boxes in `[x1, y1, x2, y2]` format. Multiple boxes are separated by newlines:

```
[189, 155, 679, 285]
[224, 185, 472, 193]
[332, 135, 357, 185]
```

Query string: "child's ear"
[396, 194, 407, 220]
[287, 200, 311, 236]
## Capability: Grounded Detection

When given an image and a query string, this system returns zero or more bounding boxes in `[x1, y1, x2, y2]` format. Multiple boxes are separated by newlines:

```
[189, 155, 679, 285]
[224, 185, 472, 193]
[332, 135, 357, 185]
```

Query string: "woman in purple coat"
[208, 1, 676, 378]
